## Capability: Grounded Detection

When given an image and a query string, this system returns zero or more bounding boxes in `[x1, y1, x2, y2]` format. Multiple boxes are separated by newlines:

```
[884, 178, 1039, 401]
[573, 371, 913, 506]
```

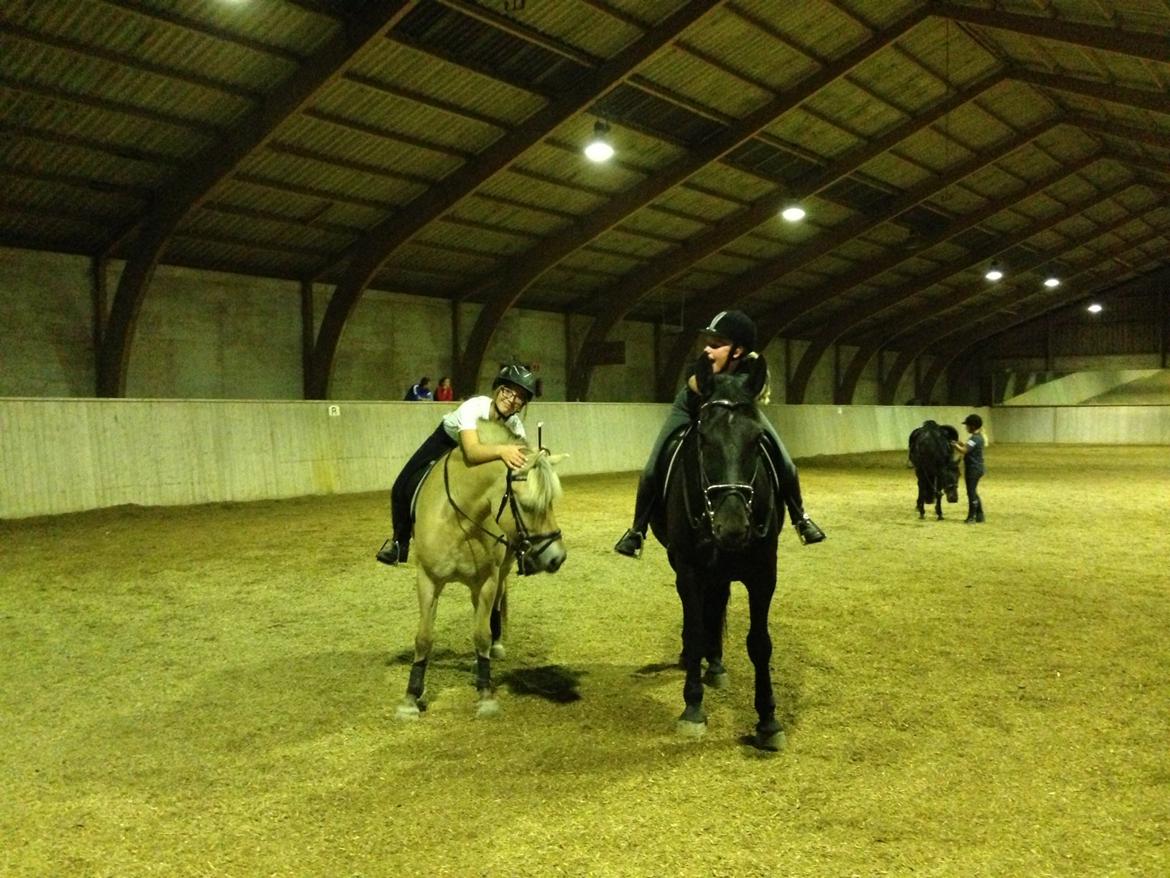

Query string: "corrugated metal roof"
[2, 0, 1169, 399]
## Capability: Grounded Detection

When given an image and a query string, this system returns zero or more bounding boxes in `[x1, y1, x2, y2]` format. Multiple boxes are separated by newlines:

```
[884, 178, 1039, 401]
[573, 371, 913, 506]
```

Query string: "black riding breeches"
[390, 424, 458, 544]
[964, 470, 983, 509]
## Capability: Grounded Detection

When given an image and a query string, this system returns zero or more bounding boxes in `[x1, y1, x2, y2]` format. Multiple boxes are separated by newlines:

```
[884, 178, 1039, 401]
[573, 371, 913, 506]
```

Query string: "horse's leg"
[745, 570, 784, 751]
[489, 586, 507, 660]
[675, 566, 707, 736]
[702, 579, 730, 689]
[397, 571, 442, 720]
[471, 569, 504, 718]
[935, 491, 943, 520]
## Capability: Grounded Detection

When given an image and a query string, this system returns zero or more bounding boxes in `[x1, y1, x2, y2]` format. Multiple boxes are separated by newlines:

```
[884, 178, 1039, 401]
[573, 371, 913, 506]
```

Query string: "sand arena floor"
[1, 444, 1167, 876]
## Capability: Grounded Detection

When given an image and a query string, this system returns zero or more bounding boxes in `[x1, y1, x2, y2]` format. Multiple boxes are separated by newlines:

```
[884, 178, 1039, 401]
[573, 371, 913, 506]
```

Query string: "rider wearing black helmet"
[614, 309, 825, 557]
[377, 363, 536, 565]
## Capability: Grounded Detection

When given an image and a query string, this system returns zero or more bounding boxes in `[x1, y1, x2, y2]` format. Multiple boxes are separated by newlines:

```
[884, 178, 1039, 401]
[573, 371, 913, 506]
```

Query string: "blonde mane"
[476, 419, 562, 513]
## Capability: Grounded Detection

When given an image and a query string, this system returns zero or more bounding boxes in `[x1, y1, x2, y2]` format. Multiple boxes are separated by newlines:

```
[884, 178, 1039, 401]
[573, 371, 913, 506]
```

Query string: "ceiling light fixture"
[583, 120, 614, 163]
[1087, 303, 1103, 314]
[780, 205, 806, 222]
[984, 263, 1004, 282]
[1043, 276, 1061, 288]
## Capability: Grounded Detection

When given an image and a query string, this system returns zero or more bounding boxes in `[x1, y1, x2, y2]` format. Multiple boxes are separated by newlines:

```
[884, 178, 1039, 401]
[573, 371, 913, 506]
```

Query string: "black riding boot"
[615, 475, 657, 558]
[781, 475, 825, 545]
[376, 533, 410, 565]
[762, 434, 825, 545]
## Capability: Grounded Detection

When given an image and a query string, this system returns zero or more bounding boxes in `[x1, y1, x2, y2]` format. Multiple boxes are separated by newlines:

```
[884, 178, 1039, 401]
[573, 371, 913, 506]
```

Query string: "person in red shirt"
[435, 375, 454, 402]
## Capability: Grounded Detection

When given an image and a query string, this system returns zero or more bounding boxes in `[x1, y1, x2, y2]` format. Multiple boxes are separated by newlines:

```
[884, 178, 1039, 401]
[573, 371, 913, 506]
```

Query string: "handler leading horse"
[650, 358, 785, 750]
[397, 419, 567, 720]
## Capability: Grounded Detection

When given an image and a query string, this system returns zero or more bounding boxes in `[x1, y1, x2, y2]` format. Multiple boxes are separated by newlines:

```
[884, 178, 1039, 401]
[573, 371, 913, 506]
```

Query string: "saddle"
[406, 457, 442, 523]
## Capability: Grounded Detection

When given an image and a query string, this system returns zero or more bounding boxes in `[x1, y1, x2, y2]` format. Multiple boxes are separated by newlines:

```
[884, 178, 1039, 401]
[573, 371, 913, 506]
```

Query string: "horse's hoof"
[676, 704, 707, 737]
[753, 719, 785, 751]
[489, 641, 506, 660]
[476, 698, 501, 719]
[676, 718, 707, 738]
[703, 668, 729, 689]
[395, 700, 421, 721]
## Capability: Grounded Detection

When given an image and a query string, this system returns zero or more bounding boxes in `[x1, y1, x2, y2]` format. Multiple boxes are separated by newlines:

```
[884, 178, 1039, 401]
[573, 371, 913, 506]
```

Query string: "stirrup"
[376, 539, 405, 566]
[614, 528, 644, 558]
[795, 516, 825, 545]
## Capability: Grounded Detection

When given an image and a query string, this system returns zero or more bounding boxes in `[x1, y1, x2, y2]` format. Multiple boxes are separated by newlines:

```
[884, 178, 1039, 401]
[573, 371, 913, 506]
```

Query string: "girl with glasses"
[378, 364, 537, 566]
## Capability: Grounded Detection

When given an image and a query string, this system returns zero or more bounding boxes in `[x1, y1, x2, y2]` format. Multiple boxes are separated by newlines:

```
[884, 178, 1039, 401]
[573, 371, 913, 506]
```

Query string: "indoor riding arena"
[3, 2, 1169, 875]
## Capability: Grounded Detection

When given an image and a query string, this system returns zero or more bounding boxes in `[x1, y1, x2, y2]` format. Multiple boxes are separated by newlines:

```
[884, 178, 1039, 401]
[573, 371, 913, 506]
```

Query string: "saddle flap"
[408, 457, 442, 523]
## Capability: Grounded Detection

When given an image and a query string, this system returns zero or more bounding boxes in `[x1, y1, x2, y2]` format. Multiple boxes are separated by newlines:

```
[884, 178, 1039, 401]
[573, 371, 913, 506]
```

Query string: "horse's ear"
[740, 352, 768, 400]
[694, 354, 714, 396]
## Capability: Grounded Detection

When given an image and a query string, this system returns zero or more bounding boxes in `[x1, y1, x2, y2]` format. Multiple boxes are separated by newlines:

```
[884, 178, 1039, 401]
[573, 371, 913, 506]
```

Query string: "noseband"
[443, 453, 561, 574]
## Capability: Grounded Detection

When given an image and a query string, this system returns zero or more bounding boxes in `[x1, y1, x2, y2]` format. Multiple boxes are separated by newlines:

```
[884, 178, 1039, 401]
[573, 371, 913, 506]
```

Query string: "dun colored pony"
[397, 420, 567, 720]
[649, 361, 785, 750]
[908, 420, 960, 520]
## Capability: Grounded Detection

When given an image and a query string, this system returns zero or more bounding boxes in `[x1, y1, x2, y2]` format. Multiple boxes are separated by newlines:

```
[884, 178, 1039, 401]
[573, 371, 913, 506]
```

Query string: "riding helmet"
[701, 310, 757, 352]
[493, 363, 538, 400]
[963, 413, 983, 429]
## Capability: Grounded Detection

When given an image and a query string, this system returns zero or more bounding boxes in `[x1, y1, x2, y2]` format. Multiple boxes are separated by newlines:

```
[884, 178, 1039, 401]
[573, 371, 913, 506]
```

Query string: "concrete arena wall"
[1, 398, 985, 519]
[993, 405, 1170, 444]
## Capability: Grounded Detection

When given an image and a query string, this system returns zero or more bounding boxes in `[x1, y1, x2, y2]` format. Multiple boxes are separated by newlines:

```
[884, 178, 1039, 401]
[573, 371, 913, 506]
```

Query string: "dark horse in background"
[908, 420, 960, 520]
[649, 359, 784, 751]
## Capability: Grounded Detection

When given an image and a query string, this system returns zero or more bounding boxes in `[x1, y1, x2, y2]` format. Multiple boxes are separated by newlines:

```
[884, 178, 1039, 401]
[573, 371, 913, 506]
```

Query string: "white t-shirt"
[440, 395, 526, 443]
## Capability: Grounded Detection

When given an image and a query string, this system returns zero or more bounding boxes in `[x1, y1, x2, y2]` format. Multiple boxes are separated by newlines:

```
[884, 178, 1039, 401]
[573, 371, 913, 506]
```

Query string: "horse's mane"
[476, 418, 562, 512]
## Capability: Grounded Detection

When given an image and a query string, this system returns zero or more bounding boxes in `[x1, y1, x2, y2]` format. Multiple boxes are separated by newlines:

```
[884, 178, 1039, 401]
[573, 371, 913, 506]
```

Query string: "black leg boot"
[615, 475, 656, 558]
[784, 484, 825, 545]
[964, 502, 976, 523]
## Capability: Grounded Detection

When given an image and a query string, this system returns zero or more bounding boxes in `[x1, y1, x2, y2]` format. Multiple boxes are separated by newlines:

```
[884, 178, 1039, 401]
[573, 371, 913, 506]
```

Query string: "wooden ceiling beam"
[780, 160, 1128, 402]
[0, 122, 183, 168]
[939, 3, 1170, 64]
[916, 239, 1170, 403]
[453, 5, 931, 401]
[95, 1, 420, 397]
[756, 149, 1102, 347]
[2, 22, 262, 102]
[574, 75, 1012, 400]
[1013, 67, 1170, 113]
[96, 0, 305, 64]
[0, 75, 222, 135]
[306, 0, 727, 399]
[846, 202, 1166, 404]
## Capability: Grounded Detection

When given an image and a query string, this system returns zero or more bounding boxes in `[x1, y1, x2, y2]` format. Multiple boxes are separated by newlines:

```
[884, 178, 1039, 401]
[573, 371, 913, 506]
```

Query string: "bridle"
[442, 452, 562, 574]
[690, 398, 768, 540]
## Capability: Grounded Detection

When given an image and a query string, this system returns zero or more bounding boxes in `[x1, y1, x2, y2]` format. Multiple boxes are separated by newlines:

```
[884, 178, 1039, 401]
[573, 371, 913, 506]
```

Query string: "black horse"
[649, 359, 784, 751]
[908, 420, 960, 520]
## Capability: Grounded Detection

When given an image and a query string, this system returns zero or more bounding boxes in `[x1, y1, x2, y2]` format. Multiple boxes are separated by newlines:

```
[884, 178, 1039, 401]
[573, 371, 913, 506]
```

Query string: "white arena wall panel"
[993, 405, 1170, 444]
[2, 398, 987, 519]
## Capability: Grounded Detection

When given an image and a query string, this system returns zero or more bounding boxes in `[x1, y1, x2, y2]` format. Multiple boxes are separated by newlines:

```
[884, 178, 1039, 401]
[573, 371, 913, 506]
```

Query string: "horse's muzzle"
[517, 535, 566, 575]
[708, 493, 753, 550]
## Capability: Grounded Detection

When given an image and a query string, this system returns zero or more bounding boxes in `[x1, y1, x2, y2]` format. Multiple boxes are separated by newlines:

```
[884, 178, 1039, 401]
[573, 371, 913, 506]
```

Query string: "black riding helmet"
[701, 309, 757, 352]
[492, 363, 537, 401]
[963, 413, 983, 429]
